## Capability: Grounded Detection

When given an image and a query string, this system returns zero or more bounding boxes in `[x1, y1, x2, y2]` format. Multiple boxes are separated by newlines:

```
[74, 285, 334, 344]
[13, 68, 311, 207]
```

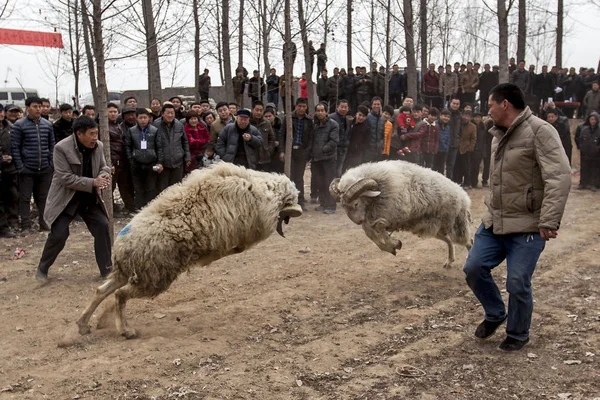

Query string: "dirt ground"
[1, 173, 599, 400]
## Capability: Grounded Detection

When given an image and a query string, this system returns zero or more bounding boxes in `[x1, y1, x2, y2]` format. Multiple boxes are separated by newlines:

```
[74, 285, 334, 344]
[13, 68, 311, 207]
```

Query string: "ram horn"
[342, 178, 379, 203]
[329, 178, 342, 200]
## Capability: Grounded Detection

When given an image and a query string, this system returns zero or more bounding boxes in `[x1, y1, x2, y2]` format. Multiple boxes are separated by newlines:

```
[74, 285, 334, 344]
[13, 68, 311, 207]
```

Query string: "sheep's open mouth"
[276, 204, 303, 237]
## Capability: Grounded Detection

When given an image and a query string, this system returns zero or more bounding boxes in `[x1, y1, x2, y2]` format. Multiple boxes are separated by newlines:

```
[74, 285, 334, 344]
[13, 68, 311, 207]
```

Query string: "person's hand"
[242, 133, 252, 142]
[539, 228, 558, 241]
[93, 175, 111, 190]
[274, 141, 279, 147]
[279, 152, 285, 162]
[185, 161, 191, 168]
[155, 164, 164, 173]
[111, 166, 115, 174]
[2, 155, 12, 163]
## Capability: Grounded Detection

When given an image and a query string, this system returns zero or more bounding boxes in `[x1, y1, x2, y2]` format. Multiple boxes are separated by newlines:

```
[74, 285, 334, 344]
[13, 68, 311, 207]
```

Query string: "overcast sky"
[1, 0, 599, 104]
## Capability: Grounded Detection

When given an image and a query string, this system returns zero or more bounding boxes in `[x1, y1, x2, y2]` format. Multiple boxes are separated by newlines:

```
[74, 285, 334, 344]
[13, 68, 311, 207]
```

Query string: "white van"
[79, 91, 123, 108]
[0, 88, 40, 109]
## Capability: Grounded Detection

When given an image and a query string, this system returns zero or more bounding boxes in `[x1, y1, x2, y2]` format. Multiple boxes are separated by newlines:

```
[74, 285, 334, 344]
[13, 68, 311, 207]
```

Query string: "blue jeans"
[445, 147, 458, 180]
[267, 92, 279, 111]
[463, 224, 546, 341]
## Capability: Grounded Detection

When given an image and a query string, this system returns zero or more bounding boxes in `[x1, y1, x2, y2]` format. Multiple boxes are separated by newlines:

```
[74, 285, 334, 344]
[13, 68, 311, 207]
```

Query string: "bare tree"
[222, 0, 234, 100]
[81, 0, 98, 106]
[194, 0, 201, 100]
[556, 0, 563, 67]
[517, 0, 526, 62]
[238, 0, 245, 69]
[347, 0, 352, 68]
[419, 0, 427, 71]
[384, 0, 392, 105]
[298, 0, 315, 110]
[402, 0, 418, 98]
[283, 0, 294, 177]
[141, 0, 162, 101]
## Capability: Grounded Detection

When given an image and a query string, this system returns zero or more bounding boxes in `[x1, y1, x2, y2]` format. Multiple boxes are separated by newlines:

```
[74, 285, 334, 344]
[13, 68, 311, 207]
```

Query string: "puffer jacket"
[125, 124, 163, 167]
[583, 90, 600, 117]
[577, 112, 600, 159]
[216, 123, 262, 169]
[251, 117, 276, 165]
[53, 117, 73, 144]
[439, 73, 458, 98]
[483, 107, 571, 234]
[10, 116, 54, 171]
[108, 121, 125, 167]
[366, 111, 385, 158]
[339, 74, 356, 99]
[449, 109, 462, 148]
[311, 116, 339, 162]
[329, 111, 351, 150]
[355, 73, 372, 96]
[152, 118, 191, 168]
[0, 119, 17, 173]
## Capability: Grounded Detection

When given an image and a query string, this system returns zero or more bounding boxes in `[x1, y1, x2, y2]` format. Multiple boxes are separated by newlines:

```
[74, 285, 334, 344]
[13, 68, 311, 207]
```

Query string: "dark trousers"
[479, 92, 490, 114]
[0, 172, 19, 228]
[461, 92, 476, 106]
[580, 157, 600, 188]
[290, 149, 308, 204]
[158, 165, 184, 193]
[422, 93, 443, 109]
[336, 149, 347, 178]
[281, 96, 295, 113]
[200, 91, 209, 100]
[311, 159, 336, 209]
[357, 93, 371, 107]
[433, 152, 447, 175]
[113, 164, 135, 212]
[132, 166, 158, 210]
[38, 202, 112, 276]
[422, 153, 435, 169]
[404, 152, 421, 164]
[470, 151, 484, 187]
[445, 148, 458, 180]
[310, 162, 319, 201]
[456, 152, 471, 186]
[482, 153, 491, 185]
[18, 167, 52, 229]
[256, 162, 272, 172]
[267, 92, 279, 110]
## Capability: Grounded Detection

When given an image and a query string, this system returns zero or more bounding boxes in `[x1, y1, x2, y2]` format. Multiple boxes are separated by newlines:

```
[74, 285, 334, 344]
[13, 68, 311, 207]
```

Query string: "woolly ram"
[76, 163, 302, 338]
[330, 160, 473, 268]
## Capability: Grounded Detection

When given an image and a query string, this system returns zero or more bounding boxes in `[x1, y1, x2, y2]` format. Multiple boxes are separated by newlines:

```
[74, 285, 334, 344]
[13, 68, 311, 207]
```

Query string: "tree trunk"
[261, 0, 270, 76]
[346, 0, 352, 69]
[369, 0, 374, 66]
[323, 1, 329, 48]
[193, 0, 200, 101]
[298, 0, 315, 110]
[384, 0, 391, 105]
[403, 0, 417, 99]
[142, 0, 162, 103]
[67, 0, 81, 107]
[556, 0, 563, 68]
[516, 0, 526, 63]
[497, 0, 510, 83]
[81, 0, 98, 107]
[419, 0, 427, 72]
[91, 0, 113, 241]
[222, 0, 234, 100]
[284, 0, 293, 177]
[238, 0, 245, 69]
[216, 0, 224, 85]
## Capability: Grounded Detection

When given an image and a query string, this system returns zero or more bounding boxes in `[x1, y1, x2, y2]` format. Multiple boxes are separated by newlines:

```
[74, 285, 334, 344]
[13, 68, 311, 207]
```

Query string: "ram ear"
[329, 178, 341, 200]
[361, 190, 381, 198]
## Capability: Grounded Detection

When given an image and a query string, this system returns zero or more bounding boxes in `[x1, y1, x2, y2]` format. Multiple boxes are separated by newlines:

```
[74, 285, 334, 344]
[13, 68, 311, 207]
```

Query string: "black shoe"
[39, 222, 50, 232]
[36, 268, 48, 282]
[0, 228, 16, 238]
[499, 336, 529, 351]
[315, 205, 326, 212]
[482, 182, 488, 187]
[474, 317, 507, 339]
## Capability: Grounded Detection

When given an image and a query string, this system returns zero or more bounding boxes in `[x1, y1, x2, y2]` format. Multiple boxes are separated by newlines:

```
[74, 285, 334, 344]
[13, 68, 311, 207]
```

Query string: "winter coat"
[422, 72, 440, 94]
[583, 90, 600, 117]
[345, 120, 370, 163]
[10, 115, 54, 172]
[278, 112, 314, 153]
[251, 117, 276, 165]
[327, 75, 339, 99]
[439, 73, 458, 98]
[232, 75, 247, 95]
[299, 78, 308, 98]
[339, 74, 356, 98]
[449, 109, 462, 148]
[125, 124, 163, 167]
[44, 134, 111, 226]
[248, 77, 266, 98]
[317, 77, 329, 98]
[0, 119, 16, 174]
[198, 73, 211, 92]
[458, 121, 477, 154]
[389, 71, 403, 95]
[419, 120, 439, 154]
[478, 71, 499, 95]
[108, 121, 125, 167]
[473, 121, 489, 154]
[329, 111, 351, 150]
[536, 73, 555, 101]
[355, 73, 373, 96]
[266, 75, 280, 94]
[216, 123, 263, 169]
[153, 118, 191, 169]
[210, 116, 235, 144]
[561, 74, 583, 101]
[184, 123, 210, 169]
[510, 70, 530, 93]
[53, 117, 74, 144]
[311, 116, 339, 162]
[577, 112, 600, 159]
[437, 122, 451, 153]
[460, 70, 479, 94]
[400, 121, 425, 153]
[483, 107, 571, 234]
[366, 111, 385, 158]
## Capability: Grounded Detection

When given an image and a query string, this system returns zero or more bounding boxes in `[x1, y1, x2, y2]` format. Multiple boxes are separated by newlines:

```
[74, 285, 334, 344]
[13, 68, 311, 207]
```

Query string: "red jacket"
[422, 72, 440, 94]
[184, 123, 210, 169]
[419, 121, 439, 154]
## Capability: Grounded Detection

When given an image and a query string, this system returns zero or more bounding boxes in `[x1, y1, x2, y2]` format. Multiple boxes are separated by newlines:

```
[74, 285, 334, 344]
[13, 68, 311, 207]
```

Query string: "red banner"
[0, 28, 64, 48]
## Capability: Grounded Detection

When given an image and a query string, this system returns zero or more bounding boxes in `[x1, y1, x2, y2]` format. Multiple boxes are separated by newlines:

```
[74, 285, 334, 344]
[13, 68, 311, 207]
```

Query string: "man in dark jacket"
[279, 98, 314, 210]
[317, 69, 330, 105]
[510, 61, 530, 94]
[339, 68, 357, 113]
[10, 97, 55, 232]
[478, 64, 499, 114]
[250, 101, 276, 172]
[469, 112, 489, 188]
[536, 66, 555, 104]
[329, 100, 351, 177]
[216, 108, 263, 169]
[108, 103, 135, 214]
[355, 67, 373, 106]
[316, 43, 327, 81]
[266, 68, 280, 111]
[0, 104, 18, 237]
[53, 103, 74, 143]
[36, 116, 112, 281]
[343, 105, 371, 172]
[232, 69, 247, 108]
[365, 97, 385, 162]
[422, 63, 441, 109]
[198, 68, 211, 100]
[326, 68, 340, 113]
[389, 64, 403, 109]
[546, 109, 572, 166]
[445, 98, 462, 181]
[153, 103, 191, 192]
[248, 70, 266, 104]
[311, 103, 339, 214]
[125, 108, 164, 210]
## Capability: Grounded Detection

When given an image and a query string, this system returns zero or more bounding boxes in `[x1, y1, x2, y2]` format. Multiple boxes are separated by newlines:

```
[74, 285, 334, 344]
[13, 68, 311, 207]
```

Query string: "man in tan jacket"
[463, 83, 571, 351]
[36, 116, 112, 282]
